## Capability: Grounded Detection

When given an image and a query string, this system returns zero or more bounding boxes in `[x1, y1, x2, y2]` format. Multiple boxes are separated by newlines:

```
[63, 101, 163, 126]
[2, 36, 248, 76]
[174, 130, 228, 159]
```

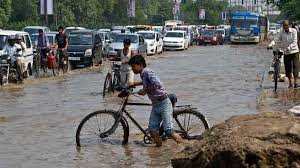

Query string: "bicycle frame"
[100, 92, 194, 141]
[100, 95, 152, 141]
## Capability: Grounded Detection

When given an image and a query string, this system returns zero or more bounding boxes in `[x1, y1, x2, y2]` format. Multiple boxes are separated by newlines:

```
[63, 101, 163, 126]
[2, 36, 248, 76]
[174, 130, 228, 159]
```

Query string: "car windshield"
[69, 33, 93, 45]
[203, 30, 215, 35]
[109, 32, 119, 41]
[217, 30, 224, 35]
[114, 34, 138, 43]
[30, 34, 39, 44]
[0, 35, 7, 50]
[47, 36, 54, 45]
[232, 19, 258, 28]
[138, 33, 155, 39]
[23, 28, 39, 35]
[165, 32, 183, 38]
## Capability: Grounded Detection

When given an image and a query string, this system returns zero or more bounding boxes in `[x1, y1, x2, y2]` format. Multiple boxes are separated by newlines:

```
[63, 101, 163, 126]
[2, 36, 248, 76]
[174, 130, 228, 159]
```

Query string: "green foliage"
[270, 0, 300, 22]
[2, 0, 228, 30]
[0, 0, 12, 28]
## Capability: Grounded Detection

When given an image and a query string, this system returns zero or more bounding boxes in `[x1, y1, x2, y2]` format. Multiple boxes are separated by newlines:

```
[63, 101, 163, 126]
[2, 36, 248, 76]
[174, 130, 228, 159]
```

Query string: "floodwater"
[0, 44, 298, 167]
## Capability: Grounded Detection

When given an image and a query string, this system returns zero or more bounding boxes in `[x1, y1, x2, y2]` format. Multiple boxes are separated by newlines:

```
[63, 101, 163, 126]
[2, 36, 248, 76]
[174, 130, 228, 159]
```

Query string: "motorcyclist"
[0, 35, 17, 58]
[0, 35, 23, 82]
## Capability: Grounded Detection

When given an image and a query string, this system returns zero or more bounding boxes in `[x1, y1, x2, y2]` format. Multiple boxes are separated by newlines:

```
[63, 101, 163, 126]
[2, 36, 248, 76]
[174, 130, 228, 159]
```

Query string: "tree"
[0, 0, 12, 28]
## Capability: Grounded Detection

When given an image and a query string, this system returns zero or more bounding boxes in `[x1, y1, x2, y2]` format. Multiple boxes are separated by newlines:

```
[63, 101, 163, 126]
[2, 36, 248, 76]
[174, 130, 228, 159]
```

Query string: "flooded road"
[0, 44, 297, 167]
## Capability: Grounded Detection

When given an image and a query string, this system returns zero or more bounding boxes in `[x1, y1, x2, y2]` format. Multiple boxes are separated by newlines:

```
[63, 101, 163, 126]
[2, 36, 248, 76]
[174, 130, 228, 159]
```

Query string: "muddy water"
[0, 44, 294, 167]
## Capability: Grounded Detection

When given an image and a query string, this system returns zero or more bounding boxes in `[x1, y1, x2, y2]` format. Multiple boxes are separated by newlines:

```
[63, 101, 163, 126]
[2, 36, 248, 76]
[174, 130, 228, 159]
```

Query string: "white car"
[174, 26, 192, 46]
[108, 33, 147, 57]
[0, 30, 34, 78]
[163, 31, 189, 51]
[137, 31, 163, 55]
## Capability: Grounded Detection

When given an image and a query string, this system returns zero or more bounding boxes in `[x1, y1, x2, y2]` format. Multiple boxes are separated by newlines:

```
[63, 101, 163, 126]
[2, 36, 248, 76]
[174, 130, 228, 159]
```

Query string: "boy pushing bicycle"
[128, 55, 186, 147]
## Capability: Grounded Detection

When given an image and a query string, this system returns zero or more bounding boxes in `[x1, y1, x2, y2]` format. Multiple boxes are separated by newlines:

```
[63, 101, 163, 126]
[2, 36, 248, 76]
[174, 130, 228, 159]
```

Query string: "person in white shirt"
[275, 20, 300, 88]
[1, 35, 17, 59]
[120, 39, 134, 88]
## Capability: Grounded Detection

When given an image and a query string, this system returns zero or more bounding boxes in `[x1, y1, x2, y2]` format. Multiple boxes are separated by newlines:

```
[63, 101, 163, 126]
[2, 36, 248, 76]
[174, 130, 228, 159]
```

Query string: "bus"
[230, 12, 268, 43]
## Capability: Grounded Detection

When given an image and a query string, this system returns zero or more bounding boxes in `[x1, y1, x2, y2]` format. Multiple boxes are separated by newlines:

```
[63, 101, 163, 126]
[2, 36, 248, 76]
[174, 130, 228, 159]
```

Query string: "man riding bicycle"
[54, 26, 68, 65]
[35, 29, 49, 62]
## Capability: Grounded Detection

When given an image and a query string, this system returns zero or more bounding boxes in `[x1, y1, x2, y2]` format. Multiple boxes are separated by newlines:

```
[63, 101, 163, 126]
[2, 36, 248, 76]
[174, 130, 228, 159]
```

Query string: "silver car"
[108, 33, 147, 57]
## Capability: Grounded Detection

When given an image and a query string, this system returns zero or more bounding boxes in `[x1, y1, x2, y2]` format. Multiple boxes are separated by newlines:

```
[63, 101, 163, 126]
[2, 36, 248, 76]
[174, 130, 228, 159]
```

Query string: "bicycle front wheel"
[42, 58, 48, 73]
[76, 110, 129, 147]
[103, 73, 113, 97]
[173, 109, 209, 140]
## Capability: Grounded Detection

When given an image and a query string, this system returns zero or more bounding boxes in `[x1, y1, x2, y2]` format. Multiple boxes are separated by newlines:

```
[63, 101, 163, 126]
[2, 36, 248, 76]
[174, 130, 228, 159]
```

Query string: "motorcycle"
[0, 52, 23, 86]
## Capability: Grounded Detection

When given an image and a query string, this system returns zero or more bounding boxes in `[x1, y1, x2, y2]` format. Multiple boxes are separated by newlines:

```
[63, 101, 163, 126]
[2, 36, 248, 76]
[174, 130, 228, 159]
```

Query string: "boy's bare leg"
[149, 131, 162, 147]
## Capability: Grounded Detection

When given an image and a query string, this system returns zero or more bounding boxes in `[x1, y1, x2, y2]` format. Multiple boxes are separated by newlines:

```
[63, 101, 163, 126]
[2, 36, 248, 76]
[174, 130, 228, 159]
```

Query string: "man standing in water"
[275, 20, 299, 88]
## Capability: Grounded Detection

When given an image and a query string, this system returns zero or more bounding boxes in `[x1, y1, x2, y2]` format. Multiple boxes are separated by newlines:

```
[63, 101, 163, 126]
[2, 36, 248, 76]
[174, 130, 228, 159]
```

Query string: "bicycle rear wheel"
[173, 109, 209, 140]
[76, 110, 129, 147]
[274, 62, 280, 91]
[103, 73, 113, 97]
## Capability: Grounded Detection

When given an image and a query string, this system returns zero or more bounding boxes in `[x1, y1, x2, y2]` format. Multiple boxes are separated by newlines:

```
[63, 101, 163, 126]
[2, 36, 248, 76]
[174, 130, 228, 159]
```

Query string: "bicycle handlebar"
[118, 86, 136, 98]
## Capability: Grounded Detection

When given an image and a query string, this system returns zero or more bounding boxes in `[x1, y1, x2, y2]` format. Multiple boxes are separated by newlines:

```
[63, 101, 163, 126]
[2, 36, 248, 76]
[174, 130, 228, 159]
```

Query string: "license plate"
[68, 57, 80, 61]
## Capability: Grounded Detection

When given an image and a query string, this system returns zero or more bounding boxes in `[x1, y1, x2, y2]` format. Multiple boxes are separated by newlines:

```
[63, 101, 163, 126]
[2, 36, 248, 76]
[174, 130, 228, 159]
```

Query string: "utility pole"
[44, 0, 48, 25]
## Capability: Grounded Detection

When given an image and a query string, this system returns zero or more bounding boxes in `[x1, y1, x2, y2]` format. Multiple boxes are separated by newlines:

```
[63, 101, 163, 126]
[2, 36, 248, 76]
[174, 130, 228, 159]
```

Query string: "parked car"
[137, 31, 163, 55]
[108, 33, 147, 57]
[163, 30, 189, 51]
[152, 26, 164, 34]
[0, 30, 34, 78]
[98, 31, 112, 57]
[198, 29, 224, 45]
[173, 26, 192, 46]
[65, 27, 86, 36]
[216, 28, 226, 40]
[22, 26, 50, 35]
[67, 30, 103, 68]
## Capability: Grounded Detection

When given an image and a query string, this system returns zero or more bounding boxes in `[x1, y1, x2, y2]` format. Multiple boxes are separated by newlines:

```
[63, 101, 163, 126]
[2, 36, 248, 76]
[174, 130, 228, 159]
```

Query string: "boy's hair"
[58, 25, 64, 30]
[128, 55, 147, 67]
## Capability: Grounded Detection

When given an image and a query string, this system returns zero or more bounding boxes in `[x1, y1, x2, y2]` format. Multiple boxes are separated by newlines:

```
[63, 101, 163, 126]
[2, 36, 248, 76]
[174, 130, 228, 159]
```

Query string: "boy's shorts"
[148, 97, 174, 137]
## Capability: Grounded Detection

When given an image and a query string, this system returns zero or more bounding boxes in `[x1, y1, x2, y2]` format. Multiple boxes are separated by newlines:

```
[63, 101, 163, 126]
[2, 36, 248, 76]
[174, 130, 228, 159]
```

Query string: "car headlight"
[85, 49, 92, 56]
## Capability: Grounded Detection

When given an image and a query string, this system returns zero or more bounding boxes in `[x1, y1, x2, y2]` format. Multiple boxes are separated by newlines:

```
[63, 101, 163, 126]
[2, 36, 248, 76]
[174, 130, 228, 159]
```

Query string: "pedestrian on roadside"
[275, 20, 300, 88]
[129, 55, 187, 147]
[292, 22, 300, 49]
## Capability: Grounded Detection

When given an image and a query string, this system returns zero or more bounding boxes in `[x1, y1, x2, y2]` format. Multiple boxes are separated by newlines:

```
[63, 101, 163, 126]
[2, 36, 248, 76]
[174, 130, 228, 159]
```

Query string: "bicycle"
[272, 49, 284, 91]
[103, 60, 123, 97]
[76, 88, 210, 147]
[56, 48, 69, 74]
[35, 47, 48, 75]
